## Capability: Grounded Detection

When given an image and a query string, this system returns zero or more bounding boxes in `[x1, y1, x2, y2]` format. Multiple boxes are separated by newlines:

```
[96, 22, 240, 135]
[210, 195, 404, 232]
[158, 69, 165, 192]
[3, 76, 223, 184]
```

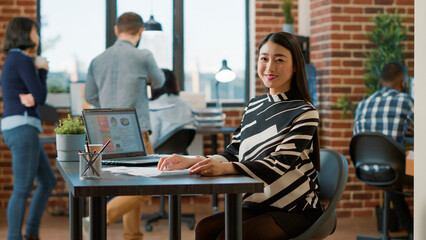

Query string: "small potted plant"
[281, 0, 294, 34]
[55, 114, 86, 161]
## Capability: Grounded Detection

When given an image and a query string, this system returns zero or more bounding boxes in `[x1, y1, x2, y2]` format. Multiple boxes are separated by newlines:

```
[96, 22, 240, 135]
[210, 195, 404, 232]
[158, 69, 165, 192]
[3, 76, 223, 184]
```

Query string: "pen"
[82, 140, 111, 177]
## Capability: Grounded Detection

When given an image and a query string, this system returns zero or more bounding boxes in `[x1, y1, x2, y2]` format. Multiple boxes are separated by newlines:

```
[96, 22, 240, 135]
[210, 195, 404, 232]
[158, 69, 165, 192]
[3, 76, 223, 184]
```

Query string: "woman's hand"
[19, 93, 35, 107]
[157, 154, 199, 171]
[189, 159, 238, 176]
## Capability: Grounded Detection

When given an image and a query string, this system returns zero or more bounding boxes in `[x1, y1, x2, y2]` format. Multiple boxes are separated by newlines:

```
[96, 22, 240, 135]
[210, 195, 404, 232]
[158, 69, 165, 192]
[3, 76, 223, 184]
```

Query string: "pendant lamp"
[145, 15, 162, 31]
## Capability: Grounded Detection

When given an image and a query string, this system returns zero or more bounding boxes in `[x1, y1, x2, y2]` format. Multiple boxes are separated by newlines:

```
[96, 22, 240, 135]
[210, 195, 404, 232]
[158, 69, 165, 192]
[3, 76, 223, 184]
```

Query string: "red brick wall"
[310, 0, 414, 218]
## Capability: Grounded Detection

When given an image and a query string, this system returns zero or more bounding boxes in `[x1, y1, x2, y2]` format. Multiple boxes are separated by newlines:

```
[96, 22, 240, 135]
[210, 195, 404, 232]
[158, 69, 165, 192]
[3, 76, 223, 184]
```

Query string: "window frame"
[38, 0, 252, 106]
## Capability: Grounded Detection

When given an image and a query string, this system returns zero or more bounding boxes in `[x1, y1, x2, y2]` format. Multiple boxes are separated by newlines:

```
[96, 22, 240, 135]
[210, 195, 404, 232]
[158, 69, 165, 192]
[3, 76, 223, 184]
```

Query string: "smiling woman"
[156, 32, 321, 240]
[257, 41, 295, 95]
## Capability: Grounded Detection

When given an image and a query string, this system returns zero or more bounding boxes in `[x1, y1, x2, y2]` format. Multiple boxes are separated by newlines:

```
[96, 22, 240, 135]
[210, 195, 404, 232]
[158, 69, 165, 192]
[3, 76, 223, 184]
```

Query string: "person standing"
[1, 17, 57, 240]
[158, 32, 322, 240]
[353, 62, 414, 237]
[85, 12, 164, 240]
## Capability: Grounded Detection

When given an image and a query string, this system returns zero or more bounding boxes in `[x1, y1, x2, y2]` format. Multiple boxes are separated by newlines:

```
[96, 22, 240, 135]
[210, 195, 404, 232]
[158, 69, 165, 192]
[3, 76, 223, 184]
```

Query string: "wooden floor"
[0, 199, 410, 240]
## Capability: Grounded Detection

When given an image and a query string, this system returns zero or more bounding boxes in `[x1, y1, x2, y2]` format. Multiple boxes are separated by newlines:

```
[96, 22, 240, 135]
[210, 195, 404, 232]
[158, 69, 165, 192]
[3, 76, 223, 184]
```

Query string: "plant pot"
[282, 23, 294, 34]
[56, 134, 86, 161]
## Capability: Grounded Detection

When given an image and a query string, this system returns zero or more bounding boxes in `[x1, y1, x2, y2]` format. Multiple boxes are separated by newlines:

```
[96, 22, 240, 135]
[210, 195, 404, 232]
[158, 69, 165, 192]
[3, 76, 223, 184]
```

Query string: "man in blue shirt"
[353, 62, 413, 237]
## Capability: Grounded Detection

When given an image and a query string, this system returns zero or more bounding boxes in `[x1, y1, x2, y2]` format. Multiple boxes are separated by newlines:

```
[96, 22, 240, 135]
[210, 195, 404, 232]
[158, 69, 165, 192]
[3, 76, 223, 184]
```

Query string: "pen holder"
[79, 152, 102, 180]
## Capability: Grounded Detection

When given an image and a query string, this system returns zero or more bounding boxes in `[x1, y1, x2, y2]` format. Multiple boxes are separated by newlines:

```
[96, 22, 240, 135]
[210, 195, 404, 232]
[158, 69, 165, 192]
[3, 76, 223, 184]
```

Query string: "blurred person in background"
[158, 32, 322, 240]
[353, 62, 414, 238]
[85, 12, 164, 240]
[1, 16, 57, 240]
[149, 68, 194, 147]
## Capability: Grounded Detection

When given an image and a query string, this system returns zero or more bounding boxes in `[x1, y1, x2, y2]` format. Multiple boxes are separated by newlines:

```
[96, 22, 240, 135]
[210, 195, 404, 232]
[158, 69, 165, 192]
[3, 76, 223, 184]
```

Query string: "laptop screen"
[82, 108, 147, 159]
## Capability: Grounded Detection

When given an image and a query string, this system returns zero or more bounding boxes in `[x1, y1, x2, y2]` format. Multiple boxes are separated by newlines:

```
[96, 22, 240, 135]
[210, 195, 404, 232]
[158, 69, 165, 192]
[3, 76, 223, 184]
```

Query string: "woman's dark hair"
[3, 17, 39, 54]
[151, 69, 180, 100]
[258, 32, 320, 171]
[258, 32, 312, 104]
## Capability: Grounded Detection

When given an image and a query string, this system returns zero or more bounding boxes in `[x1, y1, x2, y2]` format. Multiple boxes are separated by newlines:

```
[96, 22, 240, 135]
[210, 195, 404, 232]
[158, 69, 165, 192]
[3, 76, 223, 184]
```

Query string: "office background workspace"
[0, 0, 419, 239]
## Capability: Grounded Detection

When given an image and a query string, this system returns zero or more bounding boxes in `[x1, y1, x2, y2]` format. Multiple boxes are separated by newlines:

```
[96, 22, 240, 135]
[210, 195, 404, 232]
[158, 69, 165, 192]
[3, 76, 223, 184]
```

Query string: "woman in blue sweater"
[1, 17, 57, 240]
[158, 32, 321, 240]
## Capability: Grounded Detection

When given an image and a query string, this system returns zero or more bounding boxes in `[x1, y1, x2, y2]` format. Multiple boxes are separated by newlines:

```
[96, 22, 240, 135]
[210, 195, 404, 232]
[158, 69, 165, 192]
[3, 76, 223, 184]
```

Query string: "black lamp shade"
[145, 15, 162, 31]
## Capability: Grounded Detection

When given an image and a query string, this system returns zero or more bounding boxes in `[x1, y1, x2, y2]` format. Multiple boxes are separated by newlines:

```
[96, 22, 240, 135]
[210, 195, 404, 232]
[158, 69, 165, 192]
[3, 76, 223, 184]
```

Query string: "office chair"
[39, 104, 59, 144]
[142, 126, 196, 231]
[350, 132, 412, 240]
[290, 149, 348, 240]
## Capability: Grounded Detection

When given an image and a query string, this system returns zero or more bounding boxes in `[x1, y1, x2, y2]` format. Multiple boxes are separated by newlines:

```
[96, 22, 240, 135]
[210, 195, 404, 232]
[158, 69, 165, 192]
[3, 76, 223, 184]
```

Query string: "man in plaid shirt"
[353, 62, 414, 238]
[354, 63, 414, 146]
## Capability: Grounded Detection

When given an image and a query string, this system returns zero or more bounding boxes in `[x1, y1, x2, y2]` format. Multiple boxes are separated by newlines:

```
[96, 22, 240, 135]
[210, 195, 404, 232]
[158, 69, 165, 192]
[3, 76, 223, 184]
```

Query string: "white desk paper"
[103, 167, 190, 177]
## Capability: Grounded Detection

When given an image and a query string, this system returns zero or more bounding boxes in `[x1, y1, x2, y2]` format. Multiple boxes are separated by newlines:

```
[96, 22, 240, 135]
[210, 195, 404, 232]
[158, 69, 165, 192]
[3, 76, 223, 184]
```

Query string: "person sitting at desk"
[149, 69, 194, 147]
[353, 62, 414, 237]
[158, 32, 322, 240]
[354, 62, 414, 147]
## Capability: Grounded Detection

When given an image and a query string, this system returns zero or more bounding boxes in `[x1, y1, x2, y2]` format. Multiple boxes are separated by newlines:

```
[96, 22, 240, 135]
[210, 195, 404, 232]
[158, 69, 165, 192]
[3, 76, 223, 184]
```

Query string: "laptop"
[82, 108, 164, 166]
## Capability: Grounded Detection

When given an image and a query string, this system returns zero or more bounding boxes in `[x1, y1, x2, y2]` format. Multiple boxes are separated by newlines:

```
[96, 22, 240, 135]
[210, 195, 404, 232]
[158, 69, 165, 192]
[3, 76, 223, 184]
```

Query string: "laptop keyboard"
[102, 154, 169, 165]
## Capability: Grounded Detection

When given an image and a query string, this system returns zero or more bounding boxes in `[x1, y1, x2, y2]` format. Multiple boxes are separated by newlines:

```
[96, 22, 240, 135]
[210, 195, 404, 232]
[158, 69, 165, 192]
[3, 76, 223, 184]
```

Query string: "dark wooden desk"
[56, 160, 262, 240]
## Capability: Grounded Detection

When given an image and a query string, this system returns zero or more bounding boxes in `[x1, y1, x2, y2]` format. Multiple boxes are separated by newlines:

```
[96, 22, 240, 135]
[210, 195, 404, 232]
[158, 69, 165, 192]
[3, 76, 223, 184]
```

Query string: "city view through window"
[40, 0, 247, 106]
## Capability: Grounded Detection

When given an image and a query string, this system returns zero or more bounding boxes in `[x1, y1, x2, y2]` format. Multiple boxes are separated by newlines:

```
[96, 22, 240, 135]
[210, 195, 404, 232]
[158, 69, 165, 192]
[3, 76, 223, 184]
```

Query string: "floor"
[0, 199, 410, 240]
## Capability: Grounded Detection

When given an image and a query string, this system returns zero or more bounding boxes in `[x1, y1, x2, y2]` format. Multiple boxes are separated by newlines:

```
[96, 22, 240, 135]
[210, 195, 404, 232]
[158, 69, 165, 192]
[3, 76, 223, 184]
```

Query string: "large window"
[118, 0, 173, 69]
[39, 0, 251, 105]
[40, 0, 105, 92]
[184, 0, 247, 104]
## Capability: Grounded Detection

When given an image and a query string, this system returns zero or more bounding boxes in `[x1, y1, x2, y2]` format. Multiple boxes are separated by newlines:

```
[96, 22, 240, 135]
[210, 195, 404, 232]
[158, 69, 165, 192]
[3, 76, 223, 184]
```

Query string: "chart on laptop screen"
[84, 112, 144, 154]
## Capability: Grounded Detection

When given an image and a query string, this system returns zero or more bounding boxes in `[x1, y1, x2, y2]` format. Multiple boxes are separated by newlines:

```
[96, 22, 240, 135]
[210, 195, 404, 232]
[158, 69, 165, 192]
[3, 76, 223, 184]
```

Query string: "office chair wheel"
[145, 224, 153, 232]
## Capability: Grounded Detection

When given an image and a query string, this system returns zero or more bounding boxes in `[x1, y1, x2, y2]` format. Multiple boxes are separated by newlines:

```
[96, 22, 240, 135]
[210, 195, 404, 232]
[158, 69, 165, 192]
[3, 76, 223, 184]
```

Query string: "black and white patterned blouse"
[210, 89, 320, 212]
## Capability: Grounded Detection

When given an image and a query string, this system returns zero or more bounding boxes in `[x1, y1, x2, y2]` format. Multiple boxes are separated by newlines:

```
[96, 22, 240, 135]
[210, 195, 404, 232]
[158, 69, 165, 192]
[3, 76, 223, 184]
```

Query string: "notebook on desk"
[82, 108, 165, 166]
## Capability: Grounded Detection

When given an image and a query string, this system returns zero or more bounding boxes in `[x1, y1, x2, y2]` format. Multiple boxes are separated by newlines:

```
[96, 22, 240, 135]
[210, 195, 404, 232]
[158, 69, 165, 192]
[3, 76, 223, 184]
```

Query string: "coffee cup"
[35, 56, 47, 66]
[85, 144, 103, 153]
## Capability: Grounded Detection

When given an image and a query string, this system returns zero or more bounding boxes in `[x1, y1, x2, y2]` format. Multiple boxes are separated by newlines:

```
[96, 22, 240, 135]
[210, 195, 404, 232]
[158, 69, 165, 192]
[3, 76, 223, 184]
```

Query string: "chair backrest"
[153, 126, 196, 155]
[39, 104, 59, 123]
[349, 132, 406, 186]
[291, 149, 348, 240]
[318, 149, 349, 208]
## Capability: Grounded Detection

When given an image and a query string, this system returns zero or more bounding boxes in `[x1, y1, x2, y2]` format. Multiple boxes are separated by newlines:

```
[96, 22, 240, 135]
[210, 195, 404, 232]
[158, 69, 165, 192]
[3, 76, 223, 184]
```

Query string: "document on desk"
[103, 167, 190, 177]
